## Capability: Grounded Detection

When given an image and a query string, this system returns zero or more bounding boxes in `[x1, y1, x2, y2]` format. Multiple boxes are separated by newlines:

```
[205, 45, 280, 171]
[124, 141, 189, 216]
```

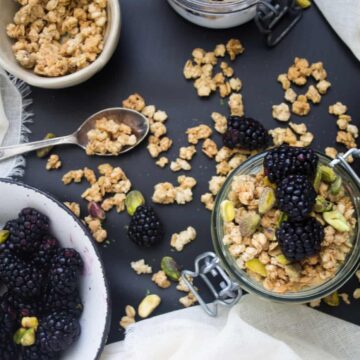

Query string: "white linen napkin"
[0, 67, 32, 178]
[101, 295, 360, 360]
[314, 0, 360, 61]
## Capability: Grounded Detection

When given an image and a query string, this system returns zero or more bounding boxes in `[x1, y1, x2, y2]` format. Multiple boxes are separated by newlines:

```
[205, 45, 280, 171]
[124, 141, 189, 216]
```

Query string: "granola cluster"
[170, 226, 197, 251]
[62, 163, 131, 242]
[152, 176, 197, 205]
[273, 58, 331, 121]
[7, 0, 107, 76]
[46, 154, 62, 170]
[223, 171, 356, 293]
[85, 117, 137, 155]
[269, 122, 314, 147]
[122, 93, 172, 162]
[183, 39, 244, 98]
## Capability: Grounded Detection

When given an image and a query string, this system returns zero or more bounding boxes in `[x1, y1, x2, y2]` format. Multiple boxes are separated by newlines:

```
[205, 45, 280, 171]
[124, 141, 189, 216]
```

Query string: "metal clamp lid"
[255, 0, 303, 47]
[330, 148, 360, 184]
[182, 251, 242, 317]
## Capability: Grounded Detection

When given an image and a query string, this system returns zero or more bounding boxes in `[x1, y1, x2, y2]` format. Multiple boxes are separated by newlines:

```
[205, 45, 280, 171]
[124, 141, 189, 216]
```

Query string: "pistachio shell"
[238, 213, 260, 237]
[125, 190, 145, 216]
[138, 294, 161, 318]
[323, 292, 340, 306]
[313, 196, 333, 213]
[258, 187, 276, 214]
[36, 133, 56, 158]
[330, 176, 342, 195]
[88, 201, 106, 220]
[323, 210, 350, 232]
[245, 259, 267, 277]
[220, 200, 235, 222]
[161, 256, 181, 281]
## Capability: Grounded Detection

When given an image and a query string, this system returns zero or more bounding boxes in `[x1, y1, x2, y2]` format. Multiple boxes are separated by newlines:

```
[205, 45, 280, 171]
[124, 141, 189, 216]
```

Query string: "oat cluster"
[62, 163, 131, 242]
[170, 226, 197, 252]
[183, 39, 244, 98]
[7, 0, 107, 76]
[119, 305, 136, 329]
[46, 154, 62, 170]
[223, 172, 356, 293]
[86, 117, 137, 156]
[131, 259, 152, 275]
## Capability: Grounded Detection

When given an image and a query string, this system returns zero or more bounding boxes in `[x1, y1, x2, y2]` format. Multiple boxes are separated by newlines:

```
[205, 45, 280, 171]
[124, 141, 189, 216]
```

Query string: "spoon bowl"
[75, 107, 150, 155]
[0, 107, 150, 161]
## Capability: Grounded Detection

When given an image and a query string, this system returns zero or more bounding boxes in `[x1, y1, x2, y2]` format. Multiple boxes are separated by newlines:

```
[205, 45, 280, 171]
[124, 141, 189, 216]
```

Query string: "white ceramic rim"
[0, 178, 111, 360]
[0, 0, 121, 89]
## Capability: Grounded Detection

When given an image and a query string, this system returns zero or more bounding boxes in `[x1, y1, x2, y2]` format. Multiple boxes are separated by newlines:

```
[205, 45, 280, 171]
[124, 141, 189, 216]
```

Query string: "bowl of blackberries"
[0, 180, 110, 360]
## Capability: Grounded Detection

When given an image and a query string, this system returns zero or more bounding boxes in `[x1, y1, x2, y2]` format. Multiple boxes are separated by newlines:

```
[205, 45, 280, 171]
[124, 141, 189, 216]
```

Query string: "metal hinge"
[181, 252, 242, 317]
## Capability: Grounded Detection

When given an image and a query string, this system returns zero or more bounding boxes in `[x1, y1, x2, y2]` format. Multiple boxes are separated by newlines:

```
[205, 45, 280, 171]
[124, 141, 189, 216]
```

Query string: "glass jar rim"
[211, 150, 360, 303]
[171, 0, 258, 14]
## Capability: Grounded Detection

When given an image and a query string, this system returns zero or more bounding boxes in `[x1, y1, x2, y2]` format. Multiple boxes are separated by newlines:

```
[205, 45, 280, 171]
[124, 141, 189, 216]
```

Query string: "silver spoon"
[0, 108, 150, 161]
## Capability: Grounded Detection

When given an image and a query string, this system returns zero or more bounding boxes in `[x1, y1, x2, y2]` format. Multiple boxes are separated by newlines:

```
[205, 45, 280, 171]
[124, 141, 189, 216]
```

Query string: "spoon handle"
[0, 134, 78, 161]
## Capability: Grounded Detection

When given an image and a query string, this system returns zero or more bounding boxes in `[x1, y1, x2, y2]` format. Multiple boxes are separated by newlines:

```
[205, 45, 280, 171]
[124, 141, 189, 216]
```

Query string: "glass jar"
[167, 0, 303, 46]
[182, 149, 360, 316]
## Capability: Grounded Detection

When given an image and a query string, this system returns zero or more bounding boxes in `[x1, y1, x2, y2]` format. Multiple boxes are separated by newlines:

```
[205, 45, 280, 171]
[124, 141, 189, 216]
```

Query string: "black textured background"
[21, 1, 360, 344]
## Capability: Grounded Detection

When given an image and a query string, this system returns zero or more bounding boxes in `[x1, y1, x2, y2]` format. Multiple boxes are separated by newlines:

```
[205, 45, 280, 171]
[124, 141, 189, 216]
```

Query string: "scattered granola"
[170, 226, 197, 251]
[46, 154, 62, 170]
[7, 0, 107, 76]
[316, 80, 331, 95]
[64, 202, 80, 217]
[325, 147, 337, 159]
[353, 288, 360, 299]
[186, 124, 212, 144]
[179, 292, 197, 308]
[177, 275, 193, 293]
[152, 270, 171, 289]
[329, 102, 348, 116]
[84, 215, 107, 243]
[86, 117, 137, 155]
[179, 146, 197, 161]
[292, 95, 311, 116]
[211, 112, 227, 134]
[228, 93, 244, 117]
[170, 158, 191, 172]
[201, 193, 215, 211]
[305, 85, 321, 104]
[131, 259, 152, 275]
[289, 122, 307, 135]
[119, 305, 136, 330]
[155, 157, 169, 168]
[272, 103, 291, 122]
[339, 292, 351, 305]
[202, 139, 218, 158]
[62, 169, 84, 184]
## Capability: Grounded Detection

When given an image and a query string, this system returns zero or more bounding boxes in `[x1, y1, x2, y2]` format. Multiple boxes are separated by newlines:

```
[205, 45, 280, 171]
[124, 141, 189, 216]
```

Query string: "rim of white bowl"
[0, 178, 111, 360]
[0, 0, 121, 89]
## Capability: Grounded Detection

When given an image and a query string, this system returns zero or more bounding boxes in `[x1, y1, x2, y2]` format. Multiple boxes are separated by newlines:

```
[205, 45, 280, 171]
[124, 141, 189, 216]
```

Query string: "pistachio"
[21, 317, 39, 330]
[0, 229, 9, 244]
[238, 213, 260, 237]
[220, 200, 235, 222]
[13, 328, 27, 345]
[323, 292, 340, 306]
[245, 259, 267, 277]
[323, 210, 350, 232]
[138, 294, 161, 318]
[314, 196, 333, 213]
[276, 212, 288, 228]
[313, 167, 322, 192]
[276, 254, 290, 265]
[36, 133, 56, 158]
[161, 256, 181, 281]
[296, 0, 311, 8]
[330, 176, 342, 195]
[20, 328, 36, 346]
[258, 187, 276, 214]
[284, 264, 301, 281]
[319, 165, 337, 183]
[88, 201, 105, 220]
[263, 176, 276, 189]
[125, 190, 145, 216]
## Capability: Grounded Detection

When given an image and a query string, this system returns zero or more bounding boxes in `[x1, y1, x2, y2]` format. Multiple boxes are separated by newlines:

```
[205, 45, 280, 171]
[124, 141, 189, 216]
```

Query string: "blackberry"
[44, 289, 83, 319]
[264, 145, 318, 183]
[38, 312, 81, 353]
[128, 205, 164, 247]
[0, 250, 43, 299]
[33, 235, 59, 270]
[1, 291, 43, 319]
[276, 175, 316, 221]
[223, 116, 269, 150]
[276, 217, 324, 261]
[0, 300, 16, 341]
[48, 265, 79, 296]
[22, 340, 59, 360]
[0, 337, 18, 360]
[51, 248, 83, 272]
[3, 208, 49, 255]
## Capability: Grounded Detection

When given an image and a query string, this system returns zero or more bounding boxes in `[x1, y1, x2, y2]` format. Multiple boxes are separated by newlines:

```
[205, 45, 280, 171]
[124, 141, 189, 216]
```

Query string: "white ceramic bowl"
[0, 179, 110, 359]
[0, 0, 121, 89]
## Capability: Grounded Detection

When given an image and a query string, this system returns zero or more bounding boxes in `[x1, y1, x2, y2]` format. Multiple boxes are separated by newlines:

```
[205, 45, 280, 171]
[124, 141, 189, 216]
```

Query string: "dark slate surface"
[21, 0, 360, 344]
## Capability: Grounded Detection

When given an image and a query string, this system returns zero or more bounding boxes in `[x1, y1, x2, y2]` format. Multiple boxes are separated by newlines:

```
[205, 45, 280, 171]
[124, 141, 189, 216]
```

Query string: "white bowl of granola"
[0, 0, 120, 89]
[210, 150, 360, 304]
